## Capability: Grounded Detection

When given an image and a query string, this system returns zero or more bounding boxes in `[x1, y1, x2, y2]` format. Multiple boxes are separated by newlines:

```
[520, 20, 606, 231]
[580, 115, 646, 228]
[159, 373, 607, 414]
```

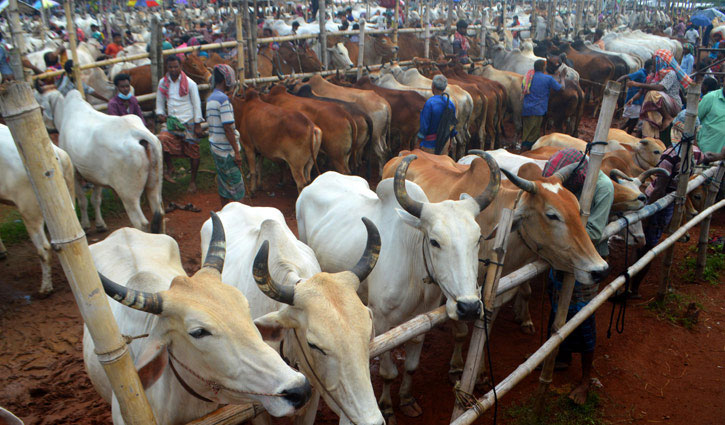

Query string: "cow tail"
[311, 125, 322, 176]
[138, 132, 164, 231]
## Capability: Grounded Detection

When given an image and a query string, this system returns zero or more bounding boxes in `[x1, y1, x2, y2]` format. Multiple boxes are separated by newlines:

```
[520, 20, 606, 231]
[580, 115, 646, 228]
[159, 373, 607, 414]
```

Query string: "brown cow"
[230, 89, 322, 193]
[344, 34, 398, 66]
[557, 42, 615, 113]
[352, 76, 425, 154]
[545, 79, 585, 137]
[262, 85, 355, 174]
[277, 43, 323, 73]
[395, 33, 443, 61]
[293, 75, 391, 175]
[127, 54, 212, 108]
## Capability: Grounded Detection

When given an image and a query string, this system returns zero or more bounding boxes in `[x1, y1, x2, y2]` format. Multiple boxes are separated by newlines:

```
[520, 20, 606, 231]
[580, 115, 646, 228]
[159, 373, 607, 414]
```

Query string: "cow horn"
[634, 167, 669, 185]
[609, 169, 633, 182]
[501, 168, 537, 194]
[202, 212, 226, 273]
[253, 240, 295, 306]
[394, 155, 424, 218]
[99, 273, 163, 314]
[350, 217, 381, 282]
[553, 162, 581, 184]
[468, 150, 502, 212]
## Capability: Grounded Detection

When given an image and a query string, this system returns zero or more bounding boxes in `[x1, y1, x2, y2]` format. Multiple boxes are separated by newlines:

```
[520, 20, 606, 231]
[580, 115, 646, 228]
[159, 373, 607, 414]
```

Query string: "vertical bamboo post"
[357, 19, 366, 78]
[450, 208, 515, 421]
[105, 0, 113, 46]
[0, 81, 158, 425]
[7, 0, 26, 79]
[478, 4, 486, 59]
[658, 84, 702, 300]
[39, 1, 49, 40]
[575, 0, 584, 34]
[236, 13, 245, 86]
[150, 17, 161, 96]
[319, 0, 328, 69]
[446, 0, 454, 34]
[547, 0, 555, 37]
[65, 0, 86, 100]
[531, 0, 537, 36]
[393, 0, 400, 48]
[535, 80, 620, 408]
[424, 0, 430, 59]
[696, 164, 725, 278]
[500, 0, 506, 33]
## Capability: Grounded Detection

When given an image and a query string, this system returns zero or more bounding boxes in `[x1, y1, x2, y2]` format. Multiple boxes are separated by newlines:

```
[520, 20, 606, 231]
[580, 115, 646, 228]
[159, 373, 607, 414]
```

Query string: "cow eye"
[308, 342, 327, 355]
[546, 213, 560, 221]
[430, 239, 441, 248]
[189, 328, 211, 339]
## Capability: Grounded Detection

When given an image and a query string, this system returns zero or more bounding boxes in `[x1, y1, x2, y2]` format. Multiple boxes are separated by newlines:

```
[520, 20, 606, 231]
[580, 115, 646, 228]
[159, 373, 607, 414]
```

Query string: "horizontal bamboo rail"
[451, 196, 725, 425]
[186, 403, 265, 425]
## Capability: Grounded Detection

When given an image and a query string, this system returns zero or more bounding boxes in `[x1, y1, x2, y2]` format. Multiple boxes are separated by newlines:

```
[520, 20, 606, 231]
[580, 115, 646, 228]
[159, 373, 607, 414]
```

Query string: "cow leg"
[145, 179, 164, 234]
[378, 351, 398, 425]
[287, 161, 307, 194]
[513, 282, 535, 334]
[76, 176, 91, 232]
[399, 335, 424, 417]
[17, 205, 53, 295]
[241, 144, 258, 195]
[117, 191, 149, 231]
[91, 186, 108, 232]
[0, 234, 7, 259]
[448, 320, 468, 383]
[293, 389, 320, 425]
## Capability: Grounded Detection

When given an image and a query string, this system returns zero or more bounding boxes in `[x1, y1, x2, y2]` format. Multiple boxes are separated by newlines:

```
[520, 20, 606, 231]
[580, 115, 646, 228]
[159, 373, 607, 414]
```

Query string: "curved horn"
[553, 162, 581, 184]
[635, 167, 669, 185]
[99, 273, 163, 314]
[467, 150, 502, 212]
[501, 168, 537, 194]
[202, 212, 226, 273]
[609, 169, 633, 182]
[394, 155, 424, 218]
[350, 217, 381, 282]
[253, 241, 295, 305]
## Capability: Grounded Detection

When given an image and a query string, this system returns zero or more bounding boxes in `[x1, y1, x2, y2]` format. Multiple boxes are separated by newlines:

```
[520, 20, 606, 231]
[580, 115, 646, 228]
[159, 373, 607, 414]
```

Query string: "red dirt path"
[1, 116, 724, 424]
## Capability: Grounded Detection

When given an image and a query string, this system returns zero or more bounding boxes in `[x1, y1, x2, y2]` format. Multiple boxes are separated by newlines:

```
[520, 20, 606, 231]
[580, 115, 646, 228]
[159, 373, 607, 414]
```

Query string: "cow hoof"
[520, 322, 536, 335]
[380, 406, 396, 425]
[399, 397, 423, 418]
[96, 225, 108, 234]
[0, 251, 7, 260]
[448, 368, 463, 385]
[36, 288, 53, 299]
[82, 226, 92, 234]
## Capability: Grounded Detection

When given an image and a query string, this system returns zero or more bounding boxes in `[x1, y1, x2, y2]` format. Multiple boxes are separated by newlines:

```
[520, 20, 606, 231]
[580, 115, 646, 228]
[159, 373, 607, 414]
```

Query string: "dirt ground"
[1, 115, 724, 425]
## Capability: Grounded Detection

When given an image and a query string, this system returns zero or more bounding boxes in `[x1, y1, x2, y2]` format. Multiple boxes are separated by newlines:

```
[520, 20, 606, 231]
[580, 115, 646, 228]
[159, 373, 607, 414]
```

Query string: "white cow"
[39, 89, 163, 233]
[0, 125, 75, 295]
[84, 215, 311, 424]
[309, 39, 354, 70]
[296, 154, 500, 422]
[200, 203, 384, 425]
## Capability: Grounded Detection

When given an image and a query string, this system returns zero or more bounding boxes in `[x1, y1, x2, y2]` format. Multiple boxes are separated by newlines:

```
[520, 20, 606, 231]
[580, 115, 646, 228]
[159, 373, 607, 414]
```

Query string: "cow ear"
[395, 208, 422, 229]
[254, 309, 300, 342]
[135, 339, 168, 390]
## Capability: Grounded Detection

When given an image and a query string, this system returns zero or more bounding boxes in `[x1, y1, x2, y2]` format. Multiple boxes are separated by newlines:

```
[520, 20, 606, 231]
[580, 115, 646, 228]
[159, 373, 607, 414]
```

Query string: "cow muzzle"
[590, 266, 611, 283]
[456, 299, 482, 321]
[281, 380, 312, 409]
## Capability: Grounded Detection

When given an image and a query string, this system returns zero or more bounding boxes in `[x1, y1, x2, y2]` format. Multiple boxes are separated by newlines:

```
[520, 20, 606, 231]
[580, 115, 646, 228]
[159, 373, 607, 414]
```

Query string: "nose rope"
[291, 329, 361, 425]
[166, 349, 286, 400]
[421, 234, 438, 286]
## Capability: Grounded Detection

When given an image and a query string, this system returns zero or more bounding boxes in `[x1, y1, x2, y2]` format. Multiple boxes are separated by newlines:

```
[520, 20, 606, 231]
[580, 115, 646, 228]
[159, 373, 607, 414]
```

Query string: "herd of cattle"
[0, 3, 716, 425]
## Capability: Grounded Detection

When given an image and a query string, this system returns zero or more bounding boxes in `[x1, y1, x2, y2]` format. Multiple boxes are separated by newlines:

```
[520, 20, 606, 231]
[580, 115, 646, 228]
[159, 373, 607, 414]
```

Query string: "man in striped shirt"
[206, 64, 245, 205]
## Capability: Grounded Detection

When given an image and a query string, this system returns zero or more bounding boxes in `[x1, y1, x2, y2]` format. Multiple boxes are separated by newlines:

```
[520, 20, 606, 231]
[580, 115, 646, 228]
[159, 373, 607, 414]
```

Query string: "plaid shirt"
[645, 144, 703, 198]
[542, 148, 588, 194]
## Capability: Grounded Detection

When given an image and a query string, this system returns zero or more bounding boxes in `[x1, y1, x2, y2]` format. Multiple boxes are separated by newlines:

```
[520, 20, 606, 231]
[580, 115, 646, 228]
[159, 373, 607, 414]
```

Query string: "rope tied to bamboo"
[453, 380, 485, 415]
[607, 213, 631, 338]
[122, 333, 150, 344]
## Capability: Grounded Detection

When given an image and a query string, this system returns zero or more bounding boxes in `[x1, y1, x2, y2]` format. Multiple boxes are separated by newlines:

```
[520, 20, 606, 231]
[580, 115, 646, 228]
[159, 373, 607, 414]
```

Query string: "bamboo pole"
[186, 403, 264, 425]
[424, 0, 430, 59]
[357, 19, 366, 79]
[150, 16, 161, 98]
[7, 0, 25, 79]
[249, 1, 259, 79]
[65, 0, 86, 100]
[601, 164, 722, 241]
[0, 82, 158, 424]
[696, 164, 725, 278]
[658, 84, 701, 300]
[450, 200, 725, 425]
[547, 0, 555, 37]
[105, 0, 113, 47]
[451, 208, 515, 420]
[236, 13, 245, 86]
[319, 0, 328, 69]
[446, 0, 454, 34]
[575, 0, 584, 34]
[393, 0, 400, 57]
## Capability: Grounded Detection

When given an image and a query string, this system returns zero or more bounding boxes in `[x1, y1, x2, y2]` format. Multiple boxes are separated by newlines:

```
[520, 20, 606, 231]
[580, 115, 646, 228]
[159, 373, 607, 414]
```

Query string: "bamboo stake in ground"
[357, 19, 366, 79]
[0, 81, 157, 424]
[451, 208, 515, 420]
[65, 0, 85, 100]
[319, 0, 328, 69]
[658, 84, 701, 300]
[393, 0, 400, 60]
[424, 0, 430, 59]
[696, 164, 725, 278]
[186, 403, 264, 425]
[236, 14, 245, 87]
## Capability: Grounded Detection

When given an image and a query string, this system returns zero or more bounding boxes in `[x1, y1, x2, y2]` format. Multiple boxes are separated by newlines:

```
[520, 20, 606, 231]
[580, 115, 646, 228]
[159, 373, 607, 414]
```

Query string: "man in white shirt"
[156, 55, 204, 192]
[685, 25, 699, 44]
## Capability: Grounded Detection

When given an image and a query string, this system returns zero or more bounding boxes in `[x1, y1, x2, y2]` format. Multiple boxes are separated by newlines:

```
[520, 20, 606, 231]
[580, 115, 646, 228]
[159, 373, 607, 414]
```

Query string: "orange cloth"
[105, 43, 122, 58]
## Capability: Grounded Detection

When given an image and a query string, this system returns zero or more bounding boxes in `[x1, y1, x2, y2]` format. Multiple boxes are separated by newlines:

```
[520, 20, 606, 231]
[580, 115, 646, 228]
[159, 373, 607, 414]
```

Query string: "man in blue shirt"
[522, 60, 562, 150]
[0, 31, 15, 81]
[617, 59, 653, 133]
[417, 75, 457, 155]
